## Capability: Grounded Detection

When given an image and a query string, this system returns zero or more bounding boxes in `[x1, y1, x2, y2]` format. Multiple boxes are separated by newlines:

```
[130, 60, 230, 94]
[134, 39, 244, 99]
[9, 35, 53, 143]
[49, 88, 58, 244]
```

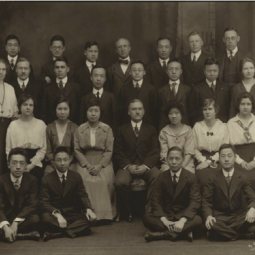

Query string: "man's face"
[166, 61, 182, 81]
[5, 39, 20, 57]
[223, 30, 240, 51]
[204, 64, 219, 82]
[167, 150, 184, 172]
[16, 61, 31, 80]
[54, 61, 69, 79]
[50, 40, 65, 58]
[128, 101, 144, 123]
[156, 39, 172, 60]
[54, 152, 70, 173]
[91, 68, 106, 90]
[85, 45, 99, 63]
[115, 39, 131, 59]
[219, 148, 236, 171]
[130, 63, 145, 81]
[8, 154, 27, 178]
[189, 35, 203, 53]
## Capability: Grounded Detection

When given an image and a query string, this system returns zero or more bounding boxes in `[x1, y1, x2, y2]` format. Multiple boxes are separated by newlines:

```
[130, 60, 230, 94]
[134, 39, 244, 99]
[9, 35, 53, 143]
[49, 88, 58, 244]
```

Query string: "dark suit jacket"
[79, 90, 118, 133]
[189, 80, 231, 126]
[118, 80, 158, 127]
[151, 169, 201, 220]
[40, 80, 81, 125]
[0, 173, 38, 222]
[40, 59, 74, 85]
[181, 52, 210, 87]
[107, 60, 132, 97]
[40, 170, 92, 217]
[146, 59, 169, 89]
[114, 122, 160, 169]
[2, 55, 34, 85]
[158, 83, 191, 130]
[202, 169, 255, 219]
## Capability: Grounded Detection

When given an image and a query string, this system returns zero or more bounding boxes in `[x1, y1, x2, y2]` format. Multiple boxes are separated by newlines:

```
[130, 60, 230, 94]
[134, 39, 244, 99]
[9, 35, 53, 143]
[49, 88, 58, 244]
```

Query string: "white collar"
[170, 168, 182, 178]
[7, 55, 18, 63]
[133, 79, 143, 87]
[131, 120, 142, 129]
[86, 60, 96, 68]
[222, 168, 234, 177]
[56, 76, 68, 84]
[56, 169, 68, 178]
[53, 57, 57, 61]
[159, 58, 169, 66]
[18, 78, 29, 86]
[227, 47, 238, 55]
[206, 79, 216, 87]
[93, 87, 104, 96]
[10, 173, 23, 184]
[191, 50, 202, 60]
[169, 79, 180, 85]
[232, 113, 255, 124]
[119, 56, 130, 62]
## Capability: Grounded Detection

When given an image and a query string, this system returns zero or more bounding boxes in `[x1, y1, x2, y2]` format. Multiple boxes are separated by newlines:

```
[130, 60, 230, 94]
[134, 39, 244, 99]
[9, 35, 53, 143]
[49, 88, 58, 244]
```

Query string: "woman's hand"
[25, 163, 36, 173]
[247, 161, 255, 171]
[196, 161, 209, 170]
[241, 161, 249, 170]
[89, 164, 103, 176]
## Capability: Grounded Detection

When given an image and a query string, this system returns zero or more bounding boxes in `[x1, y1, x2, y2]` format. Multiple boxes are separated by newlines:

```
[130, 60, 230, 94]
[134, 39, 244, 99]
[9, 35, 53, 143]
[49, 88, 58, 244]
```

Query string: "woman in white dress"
[0, 59, 18, 175]
[6, 94, 46, 181]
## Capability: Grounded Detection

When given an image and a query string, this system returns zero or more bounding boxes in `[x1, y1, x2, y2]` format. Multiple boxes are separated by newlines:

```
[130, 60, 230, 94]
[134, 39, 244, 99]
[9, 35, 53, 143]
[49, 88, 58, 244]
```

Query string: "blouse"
[6, 117, 47, 167]
[193, 119, 229, 163]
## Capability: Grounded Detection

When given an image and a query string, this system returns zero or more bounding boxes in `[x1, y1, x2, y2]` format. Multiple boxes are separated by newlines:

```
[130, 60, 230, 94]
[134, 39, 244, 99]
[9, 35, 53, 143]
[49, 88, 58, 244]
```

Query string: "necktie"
[172, 174, 177, 191]
[134, 124, 139, 137]
[14, 179, 20, 191]
[225, 172, 231, 186]
[59, 80, 64, 95]
[171, 82, 177, 97]
[96, 91, 100, 99]
[229, 51, 233, 61]
[21, 82, 25, 92]
[192, 55, 196, 67]
[62, 174, 66, 188]
[90, 63, 95, 73]
[211, 82, 216, 94]
[10, 59, 14, 69]
[119, 59, 129, 65]
[163, 60, 167, 71]
[135, 82, 140, 98]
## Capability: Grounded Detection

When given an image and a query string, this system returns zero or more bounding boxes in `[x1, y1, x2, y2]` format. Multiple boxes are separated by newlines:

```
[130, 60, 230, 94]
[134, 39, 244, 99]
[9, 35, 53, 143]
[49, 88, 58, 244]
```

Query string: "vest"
[222, 53, 239, 84]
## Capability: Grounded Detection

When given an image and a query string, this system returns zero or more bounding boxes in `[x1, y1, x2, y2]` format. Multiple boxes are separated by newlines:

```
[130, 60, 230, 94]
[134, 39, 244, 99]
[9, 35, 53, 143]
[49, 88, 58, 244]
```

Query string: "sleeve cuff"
[31, 157, 43, 167]
[235, 155, 244, 165]
[124, 164, 131, 170]
[52, 210, 61, 216]
[142, 165, 150, 170]
[0, 221, 10, 229]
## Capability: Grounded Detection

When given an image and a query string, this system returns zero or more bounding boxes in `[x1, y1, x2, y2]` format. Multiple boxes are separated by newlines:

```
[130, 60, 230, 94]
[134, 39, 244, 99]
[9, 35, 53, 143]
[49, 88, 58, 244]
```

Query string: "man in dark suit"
[79, 64, 118, 133]
[40, 146, 97, 241]
[107, 38, 132, 97]
[114, 99, 160, 222]
[40, 35, 74, 85]
[40, 57, 81, 125]
[118, 60, 158, 127]
[202, 144, 255, 241]
[189, 57, 231, 126]
[218, 27, 247, 88]
[3, 34, 34, 84]
[146, 37, 172, 89]
[0, 148, 40, 243]
[181, 31, 210, 87]
[158, 58, 191, 130]
[143, 146, 202, 242]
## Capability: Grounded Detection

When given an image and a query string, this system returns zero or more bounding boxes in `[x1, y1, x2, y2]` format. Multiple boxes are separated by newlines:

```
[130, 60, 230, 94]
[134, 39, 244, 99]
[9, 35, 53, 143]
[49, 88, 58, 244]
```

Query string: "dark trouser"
[143, 213, 202, 240]
[210, 211, 255, 241]
[115, 167, 159, 216]
[0, 214, 40, 242]
[41, 212, 93, 238]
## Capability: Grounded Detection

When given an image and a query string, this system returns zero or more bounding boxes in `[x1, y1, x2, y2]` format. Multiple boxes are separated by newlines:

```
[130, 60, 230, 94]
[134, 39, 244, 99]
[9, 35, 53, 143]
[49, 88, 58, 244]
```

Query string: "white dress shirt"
[7, 55, 18, 68]
[86, 60, 96, 73]
[170, 168, 182, 183]
[131, 120, 142, 130]
[93, 87, 104, 98]
[133, 79, 143, 88]
[227, 47, 238, 58]
[206, 79, 217, 88]
[222, 168, 234, 178]
[56, 76, 68, 88]
[191, 50, 202, 61]
[56, 169, 68, 183]
[169, 79, 180, 94]
[18, 78, 29, 89]
[119, 56, 130, 74]
[159, 58, 169, 67]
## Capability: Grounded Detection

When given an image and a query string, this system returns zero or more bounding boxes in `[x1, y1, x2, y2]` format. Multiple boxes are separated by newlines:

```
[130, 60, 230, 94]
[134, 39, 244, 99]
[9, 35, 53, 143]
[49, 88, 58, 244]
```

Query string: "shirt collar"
[18, 78, 29, 86]
[131, 120, 142, 129]
[7, 55, 18, 63]
[206, 79, 216, 87]
[56, 169, 68, 178]
[191, 50, 202, 60]
[10, 173, 23, 184]
[232, 113, 255, 124]
[53, 57, 57, 61]
[86, 60, 96, 68]
[119, 56, 130, 62]
[170, 168, 182, 178]
[93, 87, 104, 96]
[56, 76, 68, 84]
[227, 47, 238, 55]
[133, 79, 143, 87]
[222, 168, 234, 177]
[159, 58, 169, 66]
[169, 79, 180, 86]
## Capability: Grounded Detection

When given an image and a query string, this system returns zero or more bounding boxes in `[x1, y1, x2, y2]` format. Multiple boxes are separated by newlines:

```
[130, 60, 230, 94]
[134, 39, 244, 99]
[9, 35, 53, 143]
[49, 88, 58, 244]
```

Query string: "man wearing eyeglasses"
[40, 35, 74, 85]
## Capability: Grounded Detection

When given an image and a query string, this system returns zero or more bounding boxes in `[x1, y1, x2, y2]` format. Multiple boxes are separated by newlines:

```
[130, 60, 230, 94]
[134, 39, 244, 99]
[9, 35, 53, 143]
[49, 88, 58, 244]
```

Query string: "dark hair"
[86, 98, 101, 113]
[84, 41, 99, 50]
[223, 27, 238, 36]
[54, 97, 71, 111]
[236, 92, 255, 112]
[202, 99, 220, 114]
[239, 57, 255, 72]
[16, 57, 31, 68]
[204, 57, 219, 67]
[130, 59, 146, 69]
[164, 100, 185, 118]
[5, 34, 20, 45]
[167, 146, 184, 158]
[128, 99, 144, 110]
[54, 57, 69, 66]
[91, 64, 106, 75]
[8, 147, 28, 163]
[53, 146, 71, 159]
[219, 144, 236, 155]
[167, 58, 182, 67]
[17, 94, 37, 114]
[51, 35, 65, 46]
[188, 31, 203, 40]
[157, 37, 172, 46]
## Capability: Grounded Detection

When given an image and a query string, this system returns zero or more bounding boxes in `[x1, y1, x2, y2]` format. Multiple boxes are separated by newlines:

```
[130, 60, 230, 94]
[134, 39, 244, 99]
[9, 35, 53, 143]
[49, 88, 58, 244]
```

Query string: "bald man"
[107, 38, 133, 97]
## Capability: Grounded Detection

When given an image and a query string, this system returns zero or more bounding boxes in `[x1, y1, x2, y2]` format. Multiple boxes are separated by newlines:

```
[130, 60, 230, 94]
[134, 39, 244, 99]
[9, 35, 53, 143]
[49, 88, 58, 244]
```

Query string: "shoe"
[43, 232, 63, 242]
[16, 231, 40, 241]
[239, 231, 255, 239]
[144, 231, 170, 242]
[187, 231, 193, 242]
[126, 214, 133, 223]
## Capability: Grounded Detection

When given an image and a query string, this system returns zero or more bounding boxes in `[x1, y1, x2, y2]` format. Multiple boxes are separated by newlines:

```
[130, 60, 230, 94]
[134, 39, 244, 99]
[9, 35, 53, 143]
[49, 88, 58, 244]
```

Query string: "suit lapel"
[164, 171, 174, 198]
[125, 123, 137, 145]
[51, 170, 64, 195]
[4, 175, 15, 206]
[136, 122, 146, 145]
[173, 170, 188, 201]
[163, 84, 171, 102]
[64, 81, 73, 97]
[186, 53, 193, 75]
[216, 170, 229, 199]
[138, 81, 149, 100]
[18, 175, 29, 208]
[193, 53, 204, 75]
[229, 170, 241, 199]
[100, 91, 108, 111]
[52, 82, 62, 98]
[155, 60, 166, 75]
[176, 83, 185, 101]
[63, 170, 74, 197]
[113, 62, 125, 79]
[84, 64, 91, 78]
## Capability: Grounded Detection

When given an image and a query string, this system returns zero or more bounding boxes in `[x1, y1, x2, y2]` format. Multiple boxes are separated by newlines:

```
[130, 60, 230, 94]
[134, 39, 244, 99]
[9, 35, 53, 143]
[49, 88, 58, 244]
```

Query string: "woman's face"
[56, 102, 70, 120]
[0, 62, 7, 81]
[242, 61, 255, 79]
[239, 98, 252, 116]
[168, 108, 182, 125]
[21, 98, 34, 116]
[87, 106, 100, 123]
[203, 104, 216, 120]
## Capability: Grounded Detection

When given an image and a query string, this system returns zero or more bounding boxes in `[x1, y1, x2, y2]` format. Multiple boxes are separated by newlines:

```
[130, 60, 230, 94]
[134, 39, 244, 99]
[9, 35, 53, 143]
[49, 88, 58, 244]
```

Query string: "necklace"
[0, 83, 5, 116]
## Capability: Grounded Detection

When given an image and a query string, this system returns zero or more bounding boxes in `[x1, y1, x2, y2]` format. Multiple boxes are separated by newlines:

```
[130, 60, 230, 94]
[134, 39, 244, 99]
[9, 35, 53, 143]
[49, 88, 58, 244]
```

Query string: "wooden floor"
[0, 218, 254, 255]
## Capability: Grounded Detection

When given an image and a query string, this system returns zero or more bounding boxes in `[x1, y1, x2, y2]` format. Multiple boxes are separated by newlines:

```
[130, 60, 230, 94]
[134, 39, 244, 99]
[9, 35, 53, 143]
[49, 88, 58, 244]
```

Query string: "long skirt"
[75, 150, 117, 220]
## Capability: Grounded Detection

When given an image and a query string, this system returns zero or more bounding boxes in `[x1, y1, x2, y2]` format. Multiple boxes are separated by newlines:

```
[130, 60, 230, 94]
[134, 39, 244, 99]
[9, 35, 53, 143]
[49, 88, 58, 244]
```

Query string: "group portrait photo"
[1, 1, 255, 255]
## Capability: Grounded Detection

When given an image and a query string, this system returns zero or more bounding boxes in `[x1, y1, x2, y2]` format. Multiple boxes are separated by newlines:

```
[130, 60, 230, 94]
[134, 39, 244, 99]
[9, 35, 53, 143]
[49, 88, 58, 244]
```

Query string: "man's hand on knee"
[205, 215, 216, 230]
[246, 207, 255, 223]
[3, 225, 16, 242]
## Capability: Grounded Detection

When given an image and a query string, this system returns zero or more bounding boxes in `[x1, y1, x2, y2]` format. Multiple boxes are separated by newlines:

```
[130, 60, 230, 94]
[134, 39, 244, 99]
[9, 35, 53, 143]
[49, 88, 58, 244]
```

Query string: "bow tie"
[119, 59, 129, 65]
[207, 132, 214, 136]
